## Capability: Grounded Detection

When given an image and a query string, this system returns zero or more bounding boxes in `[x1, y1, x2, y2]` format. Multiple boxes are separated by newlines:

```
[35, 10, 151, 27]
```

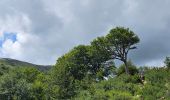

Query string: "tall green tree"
[106, 27, 140, 74]
[52, 45, 91, 98]
[90, 36, 112, 74]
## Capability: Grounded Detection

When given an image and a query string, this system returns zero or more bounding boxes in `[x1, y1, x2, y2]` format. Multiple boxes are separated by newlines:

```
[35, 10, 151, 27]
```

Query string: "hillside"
[0, 58, 52, 72]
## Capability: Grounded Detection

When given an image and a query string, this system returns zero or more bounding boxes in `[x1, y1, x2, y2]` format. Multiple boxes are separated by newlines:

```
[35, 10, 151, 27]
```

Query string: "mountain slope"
[0, 58, 52, 72]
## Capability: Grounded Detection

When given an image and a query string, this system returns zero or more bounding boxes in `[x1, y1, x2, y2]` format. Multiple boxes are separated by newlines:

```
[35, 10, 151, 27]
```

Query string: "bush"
[140, 84, 167, 99]
[117, 61, 138, 75]
[0, 67, 47, 100]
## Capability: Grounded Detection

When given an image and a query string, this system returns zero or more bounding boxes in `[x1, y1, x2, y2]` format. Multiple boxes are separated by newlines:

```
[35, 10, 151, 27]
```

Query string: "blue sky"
[0, 32, 17, 47]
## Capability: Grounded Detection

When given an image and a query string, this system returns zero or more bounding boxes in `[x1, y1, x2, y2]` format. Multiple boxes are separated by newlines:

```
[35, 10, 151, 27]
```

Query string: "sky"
[0, 0, 170, 66]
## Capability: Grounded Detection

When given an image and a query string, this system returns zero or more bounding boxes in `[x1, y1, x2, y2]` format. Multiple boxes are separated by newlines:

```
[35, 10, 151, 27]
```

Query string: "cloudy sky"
[0, 0, 170, 66]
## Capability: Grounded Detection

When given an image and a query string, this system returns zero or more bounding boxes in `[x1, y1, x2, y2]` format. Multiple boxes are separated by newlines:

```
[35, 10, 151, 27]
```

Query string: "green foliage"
[0, 64, 10, 76]
[0, 67, 48, 100]
[96, 61, 116, 81]
[117, 60, 139, 75]
[90, 36, 112, 73]
[51, 45, 92, 99]
[54, 45, 90, 79]
[140, 68, 170, 99]
[106, 27, 140, 74]
[75, 74, 140, 100]
[0, 59, 170, 100]
[74, 68, 170, 100]
[164, 57, 170, 69]
[0, 58, 51, 72]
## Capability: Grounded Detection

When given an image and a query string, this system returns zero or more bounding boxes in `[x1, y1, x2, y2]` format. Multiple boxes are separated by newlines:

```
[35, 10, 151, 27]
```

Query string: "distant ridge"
[0, 58, 52, 72]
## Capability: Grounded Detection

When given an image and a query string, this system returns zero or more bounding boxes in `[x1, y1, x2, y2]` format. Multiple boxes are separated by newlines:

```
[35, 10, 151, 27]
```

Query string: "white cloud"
[1, 39, 22, 58]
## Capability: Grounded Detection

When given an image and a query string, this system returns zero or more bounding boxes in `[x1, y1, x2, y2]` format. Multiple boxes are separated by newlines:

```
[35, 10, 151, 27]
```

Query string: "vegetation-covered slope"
[0, 65, 169, 100]
[74, 68, 170, 100]
[0, 58, 52, 72]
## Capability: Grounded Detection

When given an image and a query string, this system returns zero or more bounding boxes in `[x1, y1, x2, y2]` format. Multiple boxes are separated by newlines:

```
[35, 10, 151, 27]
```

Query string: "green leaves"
[117, 61, 139, 76]
[50, 26, 140, 98]
[105, 27, 140, 74]
[107, 27, 139, 47]
[106, 27, 140, 60]
[164, 57, 170, 69]
[0, 67, 48, 100]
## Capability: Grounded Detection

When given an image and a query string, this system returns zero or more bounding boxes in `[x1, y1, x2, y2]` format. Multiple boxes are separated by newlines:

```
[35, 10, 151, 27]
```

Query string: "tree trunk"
[124, 61, 129, 75]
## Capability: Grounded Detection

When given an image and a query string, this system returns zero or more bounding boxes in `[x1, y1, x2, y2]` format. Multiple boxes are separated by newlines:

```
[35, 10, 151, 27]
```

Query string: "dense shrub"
[0, 65, 170, 99]
[0, 67, 49, 99]
[117, 61, 139, 75]
[74, 67, 170, 100]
